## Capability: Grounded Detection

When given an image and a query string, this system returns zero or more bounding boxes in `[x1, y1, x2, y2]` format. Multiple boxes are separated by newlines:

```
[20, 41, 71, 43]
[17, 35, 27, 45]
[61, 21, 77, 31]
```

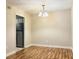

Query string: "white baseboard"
[6, 50, 16, 57]
[24, 44, 32, 48]
[7, 44, 32, 57]
[31, 44, 72, 49]
[6, 48, 23, 57]
[7, 44, 72, 57]
[6, 48, 23, 56]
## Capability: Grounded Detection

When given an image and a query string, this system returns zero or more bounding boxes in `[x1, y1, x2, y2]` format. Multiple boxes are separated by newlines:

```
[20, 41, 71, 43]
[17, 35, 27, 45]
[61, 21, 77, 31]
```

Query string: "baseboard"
[24, 44, 32, 48]
[7, 50, 16, 57]
[6, 48, 23, 57]
[7, 44, 32, 57]
[7, 44, 72, 57]
[31, 44, 72, 49]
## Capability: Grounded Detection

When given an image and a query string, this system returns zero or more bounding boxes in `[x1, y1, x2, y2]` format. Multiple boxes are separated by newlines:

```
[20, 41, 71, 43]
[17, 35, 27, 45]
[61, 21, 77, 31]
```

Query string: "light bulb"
[42, 11, 48, 17]
[38, 11, 48, 17]
[38, 12, 42, 16]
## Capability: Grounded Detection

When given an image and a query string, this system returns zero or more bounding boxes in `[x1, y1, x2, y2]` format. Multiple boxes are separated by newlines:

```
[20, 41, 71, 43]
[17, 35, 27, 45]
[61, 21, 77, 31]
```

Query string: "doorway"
[16, 15, 24, 48]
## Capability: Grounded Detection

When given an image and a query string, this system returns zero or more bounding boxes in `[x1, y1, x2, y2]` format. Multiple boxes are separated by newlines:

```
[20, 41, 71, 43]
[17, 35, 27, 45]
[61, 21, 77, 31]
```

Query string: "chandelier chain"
[41, 0, 47, 5]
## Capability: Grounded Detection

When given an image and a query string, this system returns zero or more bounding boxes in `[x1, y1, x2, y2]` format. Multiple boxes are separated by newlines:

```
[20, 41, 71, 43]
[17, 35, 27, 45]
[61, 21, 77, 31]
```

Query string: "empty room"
[6, 0, 73, 59]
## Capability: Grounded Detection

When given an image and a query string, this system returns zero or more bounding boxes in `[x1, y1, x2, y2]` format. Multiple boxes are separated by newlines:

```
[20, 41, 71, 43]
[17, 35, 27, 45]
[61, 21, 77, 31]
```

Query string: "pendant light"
[38, 0, 48, 17]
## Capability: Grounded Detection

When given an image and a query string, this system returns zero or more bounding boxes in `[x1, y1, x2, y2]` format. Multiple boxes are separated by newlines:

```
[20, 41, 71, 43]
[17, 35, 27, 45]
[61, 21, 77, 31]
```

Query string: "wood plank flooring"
[7, 46, 73, 59]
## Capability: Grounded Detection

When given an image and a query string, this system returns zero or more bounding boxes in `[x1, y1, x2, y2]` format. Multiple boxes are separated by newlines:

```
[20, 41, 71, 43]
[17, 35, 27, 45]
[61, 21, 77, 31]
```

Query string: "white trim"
[7, 44, 72, 57]
[24, 44, 32, 48]
[6, 50, 16, 57]
[31, 44, 72, 49]
[6, 48, 23, 57]
[7, 44, 32, 57]
[6, 48, 23, 56]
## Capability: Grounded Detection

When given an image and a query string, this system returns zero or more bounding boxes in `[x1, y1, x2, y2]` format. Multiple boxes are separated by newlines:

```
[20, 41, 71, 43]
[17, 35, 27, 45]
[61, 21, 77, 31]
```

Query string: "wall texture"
[6, 5, 72, 56]
[6, 5, 31, 55]
[31, 9, 72, 47]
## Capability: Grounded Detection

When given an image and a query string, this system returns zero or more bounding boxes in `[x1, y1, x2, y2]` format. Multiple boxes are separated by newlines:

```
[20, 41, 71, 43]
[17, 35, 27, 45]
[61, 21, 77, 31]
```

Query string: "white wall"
[6, 5, 31, 55]
[6, 6, 72, 56]
[31, 9, 72, 47]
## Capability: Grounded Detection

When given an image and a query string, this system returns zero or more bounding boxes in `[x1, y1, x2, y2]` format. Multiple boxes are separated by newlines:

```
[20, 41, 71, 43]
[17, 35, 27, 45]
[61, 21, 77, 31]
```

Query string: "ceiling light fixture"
[38, 0, 48, 17]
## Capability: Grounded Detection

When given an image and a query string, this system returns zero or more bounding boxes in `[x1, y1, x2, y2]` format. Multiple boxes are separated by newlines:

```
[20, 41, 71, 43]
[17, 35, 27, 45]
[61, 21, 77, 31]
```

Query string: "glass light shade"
[43, 11, 48, 16]
[38, 12, 42, 16]
[38, 11, 48, 17]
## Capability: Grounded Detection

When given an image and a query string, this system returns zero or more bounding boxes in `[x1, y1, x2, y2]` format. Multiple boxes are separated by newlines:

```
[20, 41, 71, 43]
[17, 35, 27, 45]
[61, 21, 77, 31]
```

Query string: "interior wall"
[31, 9, 72, 47]
[6, 5, 31, 55]
[6, 5, 72, 55]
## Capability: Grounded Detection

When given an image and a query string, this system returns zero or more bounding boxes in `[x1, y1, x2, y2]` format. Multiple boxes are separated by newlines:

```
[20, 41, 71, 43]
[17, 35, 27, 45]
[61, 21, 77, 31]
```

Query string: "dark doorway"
[16, 15, 24, 48]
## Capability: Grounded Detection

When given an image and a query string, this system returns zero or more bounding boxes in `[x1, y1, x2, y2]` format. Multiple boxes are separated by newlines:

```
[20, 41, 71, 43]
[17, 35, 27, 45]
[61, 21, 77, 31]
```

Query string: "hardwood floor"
[7, 46, 73, 59]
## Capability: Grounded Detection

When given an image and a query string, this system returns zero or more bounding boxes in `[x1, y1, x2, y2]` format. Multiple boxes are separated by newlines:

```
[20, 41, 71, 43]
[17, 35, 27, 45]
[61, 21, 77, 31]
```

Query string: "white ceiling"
[7, 0, 72, 14]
